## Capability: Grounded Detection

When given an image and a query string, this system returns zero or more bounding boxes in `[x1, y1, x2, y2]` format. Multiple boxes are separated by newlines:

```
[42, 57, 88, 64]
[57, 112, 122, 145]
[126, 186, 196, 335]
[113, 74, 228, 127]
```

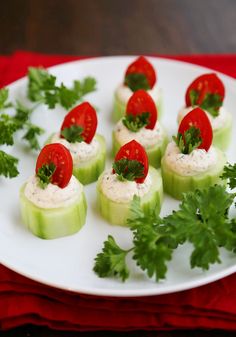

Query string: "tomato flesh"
[185, 73, 225, 107]
[178, 107, 213, 151]
[114, 140, 149, 183]
[60, 102, 97, 144]
[36, 143, 73, 188]
[125, 56, 157, 89]
[126, 89, 157, 129]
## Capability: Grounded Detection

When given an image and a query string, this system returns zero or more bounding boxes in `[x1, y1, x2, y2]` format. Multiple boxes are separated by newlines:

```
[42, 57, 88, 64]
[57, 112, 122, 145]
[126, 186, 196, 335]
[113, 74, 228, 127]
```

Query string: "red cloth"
[1, 51, 236, 331]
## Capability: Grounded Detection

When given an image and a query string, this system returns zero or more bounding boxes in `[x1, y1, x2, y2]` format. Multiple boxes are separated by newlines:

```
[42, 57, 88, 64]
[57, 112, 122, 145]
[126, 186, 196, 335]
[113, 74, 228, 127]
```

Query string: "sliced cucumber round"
[112, 91, 163, 123]
[46, 134, 106, 185]
[19, 185, 87, 239]
[112, 130, 168, 169]
[96, 166, 163, 227]
[213, 113, 232, 151]
[161, 148, 227, 200]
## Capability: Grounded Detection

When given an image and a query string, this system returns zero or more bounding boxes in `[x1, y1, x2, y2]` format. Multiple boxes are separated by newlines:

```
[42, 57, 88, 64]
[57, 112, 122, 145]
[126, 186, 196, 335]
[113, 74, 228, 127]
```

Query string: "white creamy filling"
[164, 141, 218, 176]
[50, 133, 99, 165]
[177, 106, 230, 130]
[24, 175, 83, 209]
[114, 120, 165, 148]
[116, 83, 161, 104]
[101, 169, 152, 203]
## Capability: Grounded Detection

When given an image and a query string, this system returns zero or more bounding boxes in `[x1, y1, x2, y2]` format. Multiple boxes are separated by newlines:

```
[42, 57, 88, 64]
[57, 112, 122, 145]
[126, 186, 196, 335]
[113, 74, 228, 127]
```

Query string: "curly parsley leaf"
[0, 150, 19, 178]
[125, 73, 150, 92]
[93, 235, 130, 282]
[23, 124, 44, 150]
[165, 185, 236, 270]
[113, 158, 144, 182]
[221, 164, 236, 190]
[61, 125, 84, 143]
[0, 114, 19, 146]
[189, 89, 222, 117]
[27, 67, 97, 110]
[122, 112, 150, 132]
[0, 88, 13, 110]
[36, 162, 56, 189]
[173, 125, 202, 154]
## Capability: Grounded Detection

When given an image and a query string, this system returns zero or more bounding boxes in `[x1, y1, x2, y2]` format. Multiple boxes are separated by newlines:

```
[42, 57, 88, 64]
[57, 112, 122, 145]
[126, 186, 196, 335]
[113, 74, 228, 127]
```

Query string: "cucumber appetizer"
[97, 140, 163, 226]
[112, 89, 168, 168]
[178, 73, 232, 151]
[20, 143, 87, 239]
[162, 107, 227, 200]
[112, 56, 163, 122]
[48, 102, 106, 185]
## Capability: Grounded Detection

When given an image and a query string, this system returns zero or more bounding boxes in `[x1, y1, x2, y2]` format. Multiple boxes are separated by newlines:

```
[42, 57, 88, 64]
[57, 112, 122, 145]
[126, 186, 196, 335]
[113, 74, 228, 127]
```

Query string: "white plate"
[0, 56, 236, 297]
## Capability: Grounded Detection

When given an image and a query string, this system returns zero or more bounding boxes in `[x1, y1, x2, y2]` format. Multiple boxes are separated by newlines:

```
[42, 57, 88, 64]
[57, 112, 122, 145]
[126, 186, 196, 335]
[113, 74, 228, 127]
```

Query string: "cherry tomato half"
[178, 107, 213, 151]
[60, 102, 97, 144]
[125, 56, 157, 89]
[114, 140, 149, 183]
[35, 143, 73, 188]
[126, 89, 158, 129]
[185, 73, 225, 107]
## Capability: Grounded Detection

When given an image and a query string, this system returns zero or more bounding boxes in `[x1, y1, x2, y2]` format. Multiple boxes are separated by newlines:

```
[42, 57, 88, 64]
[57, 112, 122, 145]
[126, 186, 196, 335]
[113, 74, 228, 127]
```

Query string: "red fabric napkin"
[1, 51, 236, 331]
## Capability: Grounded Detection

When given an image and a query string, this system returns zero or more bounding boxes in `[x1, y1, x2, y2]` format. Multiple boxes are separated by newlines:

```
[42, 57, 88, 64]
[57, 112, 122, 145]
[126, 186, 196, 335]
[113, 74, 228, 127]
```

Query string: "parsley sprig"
[125, 73, 150, 92]
[113, 158, 145, 182]
[94, 182, 236, 282]
[221, 164, 236, 189]
[61, 125, 84, 143]
[189, 89, 222, 117]
[36, 162, 56, 189]
[122, 112, 150, 132]
[28, 67, 96, 109]
[173, 126, 202, 154]
[0, 150, 19, 178]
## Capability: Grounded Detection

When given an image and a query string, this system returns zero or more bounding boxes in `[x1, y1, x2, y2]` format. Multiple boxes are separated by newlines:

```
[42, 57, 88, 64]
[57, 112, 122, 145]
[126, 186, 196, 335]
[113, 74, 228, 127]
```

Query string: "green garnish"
[0, 88, 13, 110]
[61, 125, 84, 143]
[221, 163, 236, 189]
[173, 125, 202, 154]
[112, 158, 144, 181]
[28, 67, 97, 109]
[94, 184, 236, 282]
[125, 73, 150, 92]
[23, 124, 44, 150]
[189, 89, 222, 117]
[122, 112, 150, 132]
[36, 162, 56, 189]
[0, 150, 19, 178]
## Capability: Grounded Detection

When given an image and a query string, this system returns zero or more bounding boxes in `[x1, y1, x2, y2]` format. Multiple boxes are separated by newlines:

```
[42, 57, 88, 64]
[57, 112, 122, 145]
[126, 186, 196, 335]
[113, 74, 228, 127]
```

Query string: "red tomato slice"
[125, 56, 157, 89]
[126, 89, 158, 129]
[114, 140, 149, 183]
[60, 102, 97, 144]
[178, 107, 213, 151]
[185, 73, 225, 107]
[35, 143, 73, 188]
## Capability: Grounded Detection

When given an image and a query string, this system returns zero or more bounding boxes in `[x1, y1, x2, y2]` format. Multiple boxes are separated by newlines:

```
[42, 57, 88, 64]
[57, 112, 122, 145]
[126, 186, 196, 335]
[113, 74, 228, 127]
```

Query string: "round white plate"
[0, 56, 236, 297]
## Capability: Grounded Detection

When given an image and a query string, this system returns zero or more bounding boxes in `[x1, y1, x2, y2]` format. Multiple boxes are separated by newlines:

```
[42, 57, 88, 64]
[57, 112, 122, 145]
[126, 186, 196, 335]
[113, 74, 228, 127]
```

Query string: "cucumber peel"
[96, 166, 163, 226]
[20, 184, 87, 239]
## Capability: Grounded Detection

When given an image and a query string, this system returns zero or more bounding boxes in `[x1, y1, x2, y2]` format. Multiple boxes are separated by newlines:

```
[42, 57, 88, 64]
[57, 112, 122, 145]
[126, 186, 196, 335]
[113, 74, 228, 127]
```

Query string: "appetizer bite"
[162, 107, 227, 200]
[48, 102, 106, 185]
[97, 140, 163, 226]
[178, 73, 232, 151]
[112, 89, 168, 168]
[113, 56, 163, 122]
[19, 143, 87, 239]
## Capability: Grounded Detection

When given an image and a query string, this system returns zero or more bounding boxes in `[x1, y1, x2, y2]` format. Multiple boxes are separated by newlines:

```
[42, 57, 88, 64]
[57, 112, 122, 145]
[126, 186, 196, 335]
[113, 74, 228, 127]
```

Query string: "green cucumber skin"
[213, 114, 232, 151]
[112, 130, 168, 169]
[97, 166, 163, 227]
[161, 148, 227, 200]
[46, 134, 106, 185]
[20, 185, 87, 239]
[112, 91, 164, 123]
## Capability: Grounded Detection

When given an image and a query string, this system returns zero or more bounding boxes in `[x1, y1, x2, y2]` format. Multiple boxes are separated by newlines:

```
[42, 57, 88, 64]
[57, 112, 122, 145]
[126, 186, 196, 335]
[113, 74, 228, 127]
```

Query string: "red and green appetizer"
[113, 56, 163, 122]
[112, 89, 168, 168]
[162, 107, 227, 199]
[19, 143, 87, 239]
[97, 140, 163, 226]
[178, 73, 232, 151]
[48, 102, 106, 185]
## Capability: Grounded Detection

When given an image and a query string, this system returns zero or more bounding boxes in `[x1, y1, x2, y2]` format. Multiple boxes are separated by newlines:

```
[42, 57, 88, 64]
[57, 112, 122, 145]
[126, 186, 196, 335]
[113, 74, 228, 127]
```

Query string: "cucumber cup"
[97, 166, 163, 226]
